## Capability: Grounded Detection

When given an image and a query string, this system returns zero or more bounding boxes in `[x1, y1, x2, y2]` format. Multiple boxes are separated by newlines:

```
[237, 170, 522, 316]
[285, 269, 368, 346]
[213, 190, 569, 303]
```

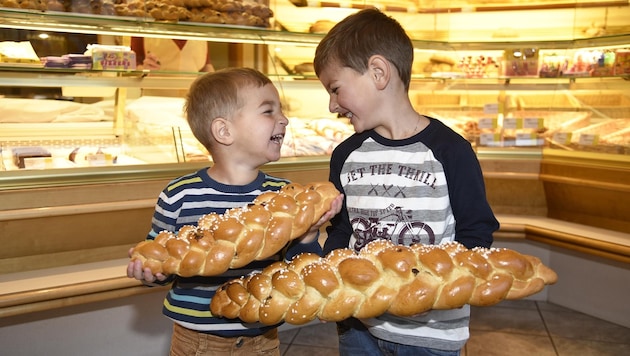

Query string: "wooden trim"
[483, 172, 540, 180]
[527, 235, 630, 264]
[0, 282, 168, 319]
[525, 225, 630, 262]
[1, 217, 627, 318]
[539, 174, 630, 192]
[0, 277, 139, 309]
[0, 199, 156, 221]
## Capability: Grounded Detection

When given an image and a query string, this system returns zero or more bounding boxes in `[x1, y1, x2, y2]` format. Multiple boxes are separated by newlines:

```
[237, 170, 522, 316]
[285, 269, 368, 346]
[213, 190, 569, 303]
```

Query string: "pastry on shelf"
[309, 19, 335, 34]
[12, 147, 51, 169]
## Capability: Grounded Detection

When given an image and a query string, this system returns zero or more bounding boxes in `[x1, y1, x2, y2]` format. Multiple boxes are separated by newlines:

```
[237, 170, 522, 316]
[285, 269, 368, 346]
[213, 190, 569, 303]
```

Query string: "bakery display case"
[0, 1, 629, 279]
[0, 6, 628, 349]
[1, 4, 629, 174]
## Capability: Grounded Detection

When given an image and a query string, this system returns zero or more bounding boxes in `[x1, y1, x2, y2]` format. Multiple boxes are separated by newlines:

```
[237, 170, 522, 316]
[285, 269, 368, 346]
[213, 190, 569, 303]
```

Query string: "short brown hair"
[313, 9, 414, 91]
[185, 67, 272, 152]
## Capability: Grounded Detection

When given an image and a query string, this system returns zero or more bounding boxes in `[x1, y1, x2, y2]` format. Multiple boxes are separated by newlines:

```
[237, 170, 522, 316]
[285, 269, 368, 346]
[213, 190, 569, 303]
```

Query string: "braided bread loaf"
[210, 240, 558, 325]
[130, 181, 339, 277]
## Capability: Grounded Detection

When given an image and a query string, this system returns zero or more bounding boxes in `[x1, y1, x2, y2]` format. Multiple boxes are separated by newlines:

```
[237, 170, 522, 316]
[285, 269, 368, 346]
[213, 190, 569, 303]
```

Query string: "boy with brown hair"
[314, 9, 499, 355]
[127, 67, 342, 355]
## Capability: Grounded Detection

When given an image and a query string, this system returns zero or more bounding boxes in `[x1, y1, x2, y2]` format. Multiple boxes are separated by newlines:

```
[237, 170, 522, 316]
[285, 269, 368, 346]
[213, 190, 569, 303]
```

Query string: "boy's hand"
[126, 247, 168, 283]
[299, 193, 344, 244]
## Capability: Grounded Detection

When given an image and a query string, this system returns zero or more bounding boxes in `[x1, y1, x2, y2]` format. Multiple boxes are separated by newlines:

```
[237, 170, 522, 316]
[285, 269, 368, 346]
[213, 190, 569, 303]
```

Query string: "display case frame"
[0, 5, 628, 233]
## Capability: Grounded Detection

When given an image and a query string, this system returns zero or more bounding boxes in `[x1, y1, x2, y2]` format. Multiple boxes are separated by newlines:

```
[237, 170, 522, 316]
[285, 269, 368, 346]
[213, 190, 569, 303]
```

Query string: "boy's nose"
[279, 114, 289, 126]
[328, 96, 339, 114]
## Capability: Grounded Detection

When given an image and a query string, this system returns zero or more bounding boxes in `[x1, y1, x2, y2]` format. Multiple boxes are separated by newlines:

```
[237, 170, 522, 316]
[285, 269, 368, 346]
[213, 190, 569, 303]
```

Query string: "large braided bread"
[130, 182, 339, 277]
[210, 239, 558, 325]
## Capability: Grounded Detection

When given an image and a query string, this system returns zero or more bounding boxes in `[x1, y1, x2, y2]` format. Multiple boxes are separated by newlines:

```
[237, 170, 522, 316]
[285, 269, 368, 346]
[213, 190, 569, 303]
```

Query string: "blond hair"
[184, 67, 272, 152]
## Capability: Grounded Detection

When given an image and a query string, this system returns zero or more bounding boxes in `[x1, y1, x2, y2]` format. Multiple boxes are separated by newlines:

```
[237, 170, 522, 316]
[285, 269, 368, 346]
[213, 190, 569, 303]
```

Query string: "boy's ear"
[368, 55, 390, 90]
[211, 117, 233, 145]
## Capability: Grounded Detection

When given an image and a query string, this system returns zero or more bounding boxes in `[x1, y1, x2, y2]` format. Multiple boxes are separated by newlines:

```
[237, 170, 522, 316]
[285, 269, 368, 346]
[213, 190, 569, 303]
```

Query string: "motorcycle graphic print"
[350, 204, 435, 250]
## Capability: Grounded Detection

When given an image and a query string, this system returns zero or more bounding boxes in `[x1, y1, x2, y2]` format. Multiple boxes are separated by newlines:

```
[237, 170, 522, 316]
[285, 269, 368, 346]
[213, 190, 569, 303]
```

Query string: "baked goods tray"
[288, 0, 629, 13]
[273, 0, 437, 39]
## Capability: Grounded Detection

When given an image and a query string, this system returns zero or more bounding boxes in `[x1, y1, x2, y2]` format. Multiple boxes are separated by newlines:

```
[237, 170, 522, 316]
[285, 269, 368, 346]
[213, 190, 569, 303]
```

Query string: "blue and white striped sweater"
[147, 168, 321, 337]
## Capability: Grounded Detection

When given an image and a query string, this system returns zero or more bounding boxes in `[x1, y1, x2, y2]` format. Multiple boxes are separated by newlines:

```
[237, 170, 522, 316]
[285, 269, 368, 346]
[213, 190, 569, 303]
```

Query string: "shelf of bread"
[274, 0, 630, 44]
[415, 46, 630, 79]
[561, 118, 630, 154]
[2, 93, 627, 173]
[0, 0, 274, 27]
[289, 0, 629, 13]
[271, 42, 630, 85]
[0, 88, 353, 171]
[4, 1, 629, 50]
[413, 90, 630, 153]
[125, 95, 355, 160]
[0, 6, 322, 46]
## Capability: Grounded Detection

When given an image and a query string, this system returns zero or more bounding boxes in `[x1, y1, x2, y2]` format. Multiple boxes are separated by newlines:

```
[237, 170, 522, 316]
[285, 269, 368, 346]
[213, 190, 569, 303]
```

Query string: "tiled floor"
[278, 300, 630, 356]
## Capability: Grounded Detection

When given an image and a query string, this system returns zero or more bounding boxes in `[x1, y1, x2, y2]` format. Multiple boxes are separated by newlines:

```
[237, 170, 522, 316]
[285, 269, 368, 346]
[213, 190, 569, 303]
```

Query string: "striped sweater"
[324, 117, 499, 351]
[149, 168, 322, 337]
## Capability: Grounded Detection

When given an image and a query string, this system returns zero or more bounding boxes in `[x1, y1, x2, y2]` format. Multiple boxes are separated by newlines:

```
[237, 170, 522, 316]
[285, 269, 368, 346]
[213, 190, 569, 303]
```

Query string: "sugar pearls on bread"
[210, 240, 558, 325]
[130, 182, 339, 277]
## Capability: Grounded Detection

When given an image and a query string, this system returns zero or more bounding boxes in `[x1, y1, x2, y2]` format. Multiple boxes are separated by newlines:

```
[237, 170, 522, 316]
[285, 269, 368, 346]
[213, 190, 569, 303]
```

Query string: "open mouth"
[337, 112, 353, 119]
[270, 133, 284, 144]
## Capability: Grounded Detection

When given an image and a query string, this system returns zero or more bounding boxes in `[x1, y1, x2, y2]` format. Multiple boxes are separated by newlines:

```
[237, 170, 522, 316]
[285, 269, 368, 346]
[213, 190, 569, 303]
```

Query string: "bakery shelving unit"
[0, 5, 629, 349]
[0, 2, 628, 249]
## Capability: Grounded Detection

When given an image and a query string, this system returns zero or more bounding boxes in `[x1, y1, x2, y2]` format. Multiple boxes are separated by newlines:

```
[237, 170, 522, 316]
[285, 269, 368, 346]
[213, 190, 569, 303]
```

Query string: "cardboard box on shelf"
[614, 49, 630, 76]
[504, 47, 539, 77]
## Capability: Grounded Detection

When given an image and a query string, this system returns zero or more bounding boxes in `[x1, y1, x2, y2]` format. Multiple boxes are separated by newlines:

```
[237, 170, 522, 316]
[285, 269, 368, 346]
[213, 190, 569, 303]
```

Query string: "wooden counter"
[1, 149, 628, 321]
[1, 214, 628, 319]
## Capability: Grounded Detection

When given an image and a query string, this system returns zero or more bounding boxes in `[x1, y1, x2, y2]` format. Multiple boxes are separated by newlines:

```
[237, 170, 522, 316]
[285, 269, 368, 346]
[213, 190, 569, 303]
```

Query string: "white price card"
[24, 157, 53, 169]
[478, 118, 497, 129]
[552, 132, 572, 144]
[516, 133, 542, 146]
[503, 118, 522, 129]
[480, 133, 501, 146]
[483, 103, 499, 114]
[523, 117, 544, 129]
[579, 134, 599, 146]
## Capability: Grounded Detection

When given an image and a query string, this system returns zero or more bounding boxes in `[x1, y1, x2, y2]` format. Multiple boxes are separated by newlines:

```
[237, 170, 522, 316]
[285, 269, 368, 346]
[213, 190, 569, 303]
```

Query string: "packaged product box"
[92, 50, 136, 70]
[613, 49, 630, 76]
[478, 117, 501, 147]
[12, 147, 51, 169]
[564, 50, 600, 77]
[0, 41, 43, 67]
[591, 50, 616, 77]
[87, 45, 136, 71]
[539, 53, 568, 78]
[504, 47, 539, 77]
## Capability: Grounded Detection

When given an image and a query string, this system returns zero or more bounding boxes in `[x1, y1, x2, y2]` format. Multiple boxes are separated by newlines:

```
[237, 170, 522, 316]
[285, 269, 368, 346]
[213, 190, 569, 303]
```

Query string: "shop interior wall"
[0, 289, 173, 356]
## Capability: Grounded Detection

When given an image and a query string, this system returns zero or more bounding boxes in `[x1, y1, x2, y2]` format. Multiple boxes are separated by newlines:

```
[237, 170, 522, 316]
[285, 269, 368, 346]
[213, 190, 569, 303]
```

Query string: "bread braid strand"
[210, 240, 558, 325]
[130, 182, 339, 277]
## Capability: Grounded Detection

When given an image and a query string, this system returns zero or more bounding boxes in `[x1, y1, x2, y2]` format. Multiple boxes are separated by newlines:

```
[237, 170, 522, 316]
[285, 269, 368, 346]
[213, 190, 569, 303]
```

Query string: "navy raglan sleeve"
[323, 146, 354, 255]
[442, 139, 499, 249]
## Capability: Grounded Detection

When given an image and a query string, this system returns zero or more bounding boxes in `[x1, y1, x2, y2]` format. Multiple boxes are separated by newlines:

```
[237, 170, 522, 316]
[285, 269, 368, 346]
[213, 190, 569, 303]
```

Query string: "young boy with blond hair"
[127, 67, 342, 355]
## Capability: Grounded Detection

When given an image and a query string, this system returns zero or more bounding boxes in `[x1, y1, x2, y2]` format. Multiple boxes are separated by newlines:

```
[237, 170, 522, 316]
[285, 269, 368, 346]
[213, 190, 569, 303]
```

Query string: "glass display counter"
[1, 5, 628, 178]
[0, 3, 628, 278]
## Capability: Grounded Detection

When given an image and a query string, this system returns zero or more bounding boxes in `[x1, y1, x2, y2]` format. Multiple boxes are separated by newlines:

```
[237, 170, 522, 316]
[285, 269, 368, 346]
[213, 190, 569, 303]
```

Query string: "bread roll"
[210, 240, 558, 325]
[309, 20, 335, 34]
[130, 181, 339, 277]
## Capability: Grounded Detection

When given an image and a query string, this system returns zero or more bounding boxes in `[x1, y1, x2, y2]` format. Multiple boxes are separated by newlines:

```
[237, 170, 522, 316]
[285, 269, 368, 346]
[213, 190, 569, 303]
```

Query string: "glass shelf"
[2, 8, 629, 49]
[1, 65, 627, 90]
[0, 8, 323, 46]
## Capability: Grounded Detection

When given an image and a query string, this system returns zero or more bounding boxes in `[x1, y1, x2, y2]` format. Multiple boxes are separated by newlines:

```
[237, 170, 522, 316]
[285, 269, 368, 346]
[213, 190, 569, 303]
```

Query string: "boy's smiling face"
[229, 83, 288, 165]
[318, 63, 378, 134]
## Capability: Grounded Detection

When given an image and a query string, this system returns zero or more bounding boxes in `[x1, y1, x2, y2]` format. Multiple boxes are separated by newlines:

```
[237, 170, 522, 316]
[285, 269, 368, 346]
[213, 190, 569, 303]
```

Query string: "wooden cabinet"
[0, 4, 628, 275]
